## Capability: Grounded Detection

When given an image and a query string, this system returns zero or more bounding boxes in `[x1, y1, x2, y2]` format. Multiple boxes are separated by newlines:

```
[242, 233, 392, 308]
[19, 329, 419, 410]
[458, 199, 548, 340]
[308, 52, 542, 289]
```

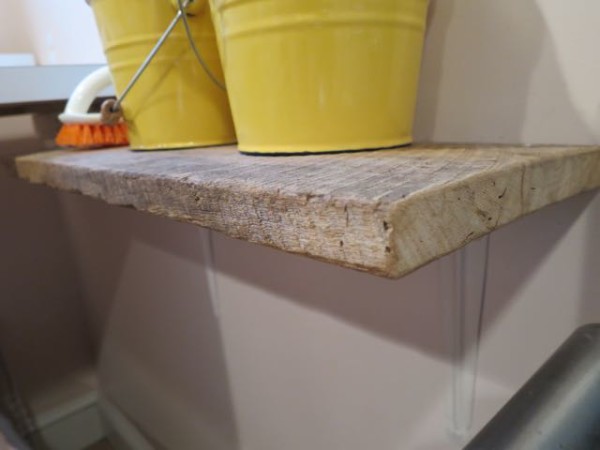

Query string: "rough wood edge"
[386, 146, 600, 277]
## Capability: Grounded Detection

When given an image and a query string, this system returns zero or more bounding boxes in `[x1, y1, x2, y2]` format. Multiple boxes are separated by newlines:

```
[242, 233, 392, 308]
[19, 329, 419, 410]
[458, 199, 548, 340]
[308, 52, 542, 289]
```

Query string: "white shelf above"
[0, 65, 113, 106]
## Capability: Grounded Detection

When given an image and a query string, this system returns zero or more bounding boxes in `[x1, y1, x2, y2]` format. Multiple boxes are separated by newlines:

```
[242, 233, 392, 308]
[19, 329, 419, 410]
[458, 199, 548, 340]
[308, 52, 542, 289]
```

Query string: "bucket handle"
[176, 0, 227, 90]
[102, 0, 225, 124]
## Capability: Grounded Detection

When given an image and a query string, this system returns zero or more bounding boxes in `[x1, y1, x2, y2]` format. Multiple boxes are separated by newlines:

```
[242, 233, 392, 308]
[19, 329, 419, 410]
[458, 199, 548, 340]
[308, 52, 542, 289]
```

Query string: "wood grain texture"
[15, 145, 600, 278]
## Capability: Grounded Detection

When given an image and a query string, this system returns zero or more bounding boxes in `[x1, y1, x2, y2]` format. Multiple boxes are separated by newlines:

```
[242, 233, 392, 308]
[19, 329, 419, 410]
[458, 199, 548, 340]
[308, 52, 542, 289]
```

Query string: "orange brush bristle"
[55, 123, 129, 149]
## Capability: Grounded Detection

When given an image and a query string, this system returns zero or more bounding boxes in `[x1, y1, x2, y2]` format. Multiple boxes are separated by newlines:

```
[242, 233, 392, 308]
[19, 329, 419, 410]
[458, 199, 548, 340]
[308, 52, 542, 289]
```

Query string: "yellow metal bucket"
[209, 0, 429, 154]
[89, 0, 236, 150]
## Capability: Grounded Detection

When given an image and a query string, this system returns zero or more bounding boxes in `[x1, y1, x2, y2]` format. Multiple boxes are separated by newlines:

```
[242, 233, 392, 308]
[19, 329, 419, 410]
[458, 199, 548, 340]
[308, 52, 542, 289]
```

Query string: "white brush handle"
[59, 66, 113, 124]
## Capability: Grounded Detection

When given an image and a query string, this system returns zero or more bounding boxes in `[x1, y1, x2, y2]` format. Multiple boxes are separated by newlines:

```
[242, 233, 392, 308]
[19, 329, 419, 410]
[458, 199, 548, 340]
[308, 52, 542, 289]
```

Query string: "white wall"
[34, 0, 600, 448]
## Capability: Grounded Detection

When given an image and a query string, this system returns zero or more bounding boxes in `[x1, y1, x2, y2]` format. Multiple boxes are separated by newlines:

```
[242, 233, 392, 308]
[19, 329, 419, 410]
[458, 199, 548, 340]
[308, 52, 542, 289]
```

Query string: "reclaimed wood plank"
[15, 145, 600, 278]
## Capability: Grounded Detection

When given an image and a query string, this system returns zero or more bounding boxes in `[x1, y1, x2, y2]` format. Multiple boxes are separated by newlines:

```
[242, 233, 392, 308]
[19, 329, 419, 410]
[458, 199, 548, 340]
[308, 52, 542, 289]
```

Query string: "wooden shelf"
[16, 145, 600, 278]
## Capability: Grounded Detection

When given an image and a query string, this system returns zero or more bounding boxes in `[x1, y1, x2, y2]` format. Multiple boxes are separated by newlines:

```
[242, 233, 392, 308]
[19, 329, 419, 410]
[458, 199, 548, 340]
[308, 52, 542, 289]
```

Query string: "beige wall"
[0, 116, 91, 399]
[0, 178, 92, 398]
[0, 2, 33, 55]
[60, 190, 599, 450]
[415, 0, 600, 146]
[0, 0, 104, 65]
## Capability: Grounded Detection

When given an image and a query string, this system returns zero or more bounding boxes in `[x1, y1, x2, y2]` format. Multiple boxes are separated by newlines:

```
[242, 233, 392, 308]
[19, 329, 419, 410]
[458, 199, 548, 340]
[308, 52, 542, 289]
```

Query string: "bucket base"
[238, 138, 413, 156]
[131, 139, 237, 152]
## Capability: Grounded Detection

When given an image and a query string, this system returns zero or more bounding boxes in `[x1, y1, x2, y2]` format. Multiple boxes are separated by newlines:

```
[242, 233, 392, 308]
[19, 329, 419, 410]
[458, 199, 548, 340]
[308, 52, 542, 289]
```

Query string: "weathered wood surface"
[16, 145, 600, 278]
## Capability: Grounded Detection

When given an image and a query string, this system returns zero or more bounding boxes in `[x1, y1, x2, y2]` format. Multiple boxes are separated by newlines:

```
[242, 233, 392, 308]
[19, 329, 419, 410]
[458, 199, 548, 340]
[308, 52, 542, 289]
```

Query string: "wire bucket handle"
[101, 0, 225, 124]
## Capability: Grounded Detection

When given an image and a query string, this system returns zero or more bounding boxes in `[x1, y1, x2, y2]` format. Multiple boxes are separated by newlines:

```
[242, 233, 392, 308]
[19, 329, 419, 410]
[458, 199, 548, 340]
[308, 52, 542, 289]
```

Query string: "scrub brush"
[56, 66, 128, 149]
